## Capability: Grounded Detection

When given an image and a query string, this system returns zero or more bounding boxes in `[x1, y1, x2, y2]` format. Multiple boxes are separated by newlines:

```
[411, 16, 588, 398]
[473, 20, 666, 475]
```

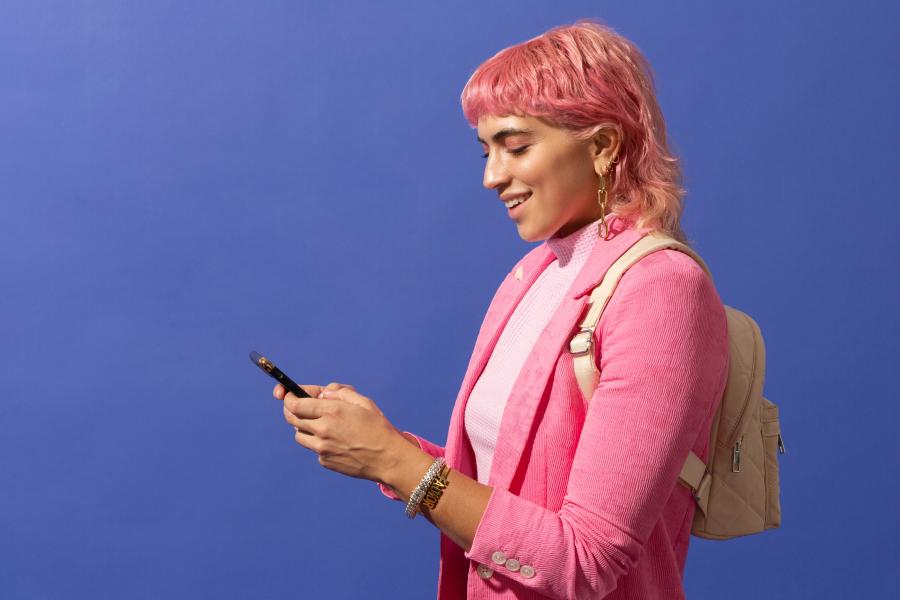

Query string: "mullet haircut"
[461, 19, 688, 242]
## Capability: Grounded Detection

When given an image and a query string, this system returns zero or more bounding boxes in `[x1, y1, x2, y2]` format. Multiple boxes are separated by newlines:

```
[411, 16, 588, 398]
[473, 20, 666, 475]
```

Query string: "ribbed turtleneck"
[546, 218, 603, 264]
[465, 216, 605, 484]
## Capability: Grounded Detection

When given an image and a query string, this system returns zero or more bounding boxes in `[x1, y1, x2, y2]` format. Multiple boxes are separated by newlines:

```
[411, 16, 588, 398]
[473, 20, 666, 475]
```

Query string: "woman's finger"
[273, 383, 326, 401]
[284, 392, 336, 419]
[320, 387, 381, 415]
[293, 428, 322, 452]
[324, 382, 356, 392]
[283, 404, 322, 435]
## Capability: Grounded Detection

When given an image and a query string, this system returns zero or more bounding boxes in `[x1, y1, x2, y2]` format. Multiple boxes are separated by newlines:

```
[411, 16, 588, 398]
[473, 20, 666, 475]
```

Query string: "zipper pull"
[732, 435, 743, 473]
[777, 433, 786, 455]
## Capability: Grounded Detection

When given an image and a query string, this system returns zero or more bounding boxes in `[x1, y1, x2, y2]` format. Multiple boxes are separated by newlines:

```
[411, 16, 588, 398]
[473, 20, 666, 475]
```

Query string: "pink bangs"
[460, 19, 687, 242]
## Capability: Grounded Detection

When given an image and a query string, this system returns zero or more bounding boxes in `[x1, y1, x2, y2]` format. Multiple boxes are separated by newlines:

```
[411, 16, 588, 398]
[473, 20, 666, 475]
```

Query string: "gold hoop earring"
[597, 169, 609, 239]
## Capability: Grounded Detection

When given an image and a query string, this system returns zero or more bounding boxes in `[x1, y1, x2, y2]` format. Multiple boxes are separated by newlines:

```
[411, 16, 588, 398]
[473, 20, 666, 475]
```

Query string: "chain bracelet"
[421, 464, 450, 511]
[405, 457, 447, 519]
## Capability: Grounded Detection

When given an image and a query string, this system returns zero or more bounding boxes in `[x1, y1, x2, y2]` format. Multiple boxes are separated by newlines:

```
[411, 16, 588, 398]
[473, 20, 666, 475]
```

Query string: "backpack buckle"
[692, 472, 713, 516]
[569, 329, 594, 355]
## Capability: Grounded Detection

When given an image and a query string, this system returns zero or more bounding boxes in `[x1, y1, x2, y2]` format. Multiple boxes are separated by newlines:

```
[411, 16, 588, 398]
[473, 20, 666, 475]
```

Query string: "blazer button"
[520, 565, 536, 579]
[504, 558, 521, 572]
[477, 564, 494, 579]
[491, 551, 507, 565]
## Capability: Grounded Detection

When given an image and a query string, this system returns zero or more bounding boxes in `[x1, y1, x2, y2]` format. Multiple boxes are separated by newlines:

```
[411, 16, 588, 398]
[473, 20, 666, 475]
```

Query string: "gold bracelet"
[421, 464, 450, 511]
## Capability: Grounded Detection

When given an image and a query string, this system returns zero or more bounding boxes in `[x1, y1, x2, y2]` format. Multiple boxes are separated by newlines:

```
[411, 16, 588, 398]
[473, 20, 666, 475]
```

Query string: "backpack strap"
[570, 231, 714, 514]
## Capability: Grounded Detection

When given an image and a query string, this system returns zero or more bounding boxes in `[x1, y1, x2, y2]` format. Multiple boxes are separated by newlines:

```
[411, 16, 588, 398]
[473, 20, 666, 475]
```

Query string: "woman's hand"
[273, 383, 493, 558]
[273, 382, 408, 483]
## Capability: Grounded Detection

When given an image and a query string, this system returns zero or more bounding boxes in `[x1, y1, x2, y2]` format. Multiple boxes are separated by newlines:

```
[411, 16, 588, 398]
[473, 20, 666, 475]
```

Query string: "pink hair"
[460, 18, 688, 243]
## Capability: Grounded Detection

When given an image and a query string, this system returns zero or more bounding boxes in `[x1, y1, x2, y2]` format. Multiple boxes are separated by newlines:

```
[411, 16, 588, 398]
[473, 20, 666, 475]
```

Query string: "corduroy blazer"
[382, 215, 730, 599]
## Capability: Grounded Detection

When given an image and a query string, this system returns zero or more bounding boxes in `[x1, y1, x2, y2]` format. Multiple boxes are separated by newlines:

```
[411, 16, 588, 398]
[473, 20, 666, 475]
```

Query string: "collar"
[512, 212, 650, 300]
[546, 217, 603, 266]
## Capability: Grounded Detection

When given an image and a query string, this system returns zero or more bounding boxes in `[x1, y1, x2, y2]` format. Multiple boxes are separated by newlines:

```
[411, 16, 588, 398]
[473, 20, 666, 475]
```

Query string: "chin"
[516, 224, 549, 243]
[524, 215, 565, 241]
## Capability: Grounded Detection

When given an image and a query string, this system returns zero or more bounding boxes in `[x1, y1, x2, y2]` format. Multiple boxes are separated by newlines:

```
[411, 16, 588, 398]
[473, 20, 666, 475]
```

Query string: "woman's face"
[477, 114, 605, 242]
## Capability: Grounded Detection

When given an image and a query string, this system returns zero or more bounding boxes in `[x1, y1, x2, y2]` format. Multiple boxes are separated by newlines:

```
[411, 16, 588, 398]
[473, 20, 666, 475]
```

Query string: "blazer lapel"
[444, 215, 652, 487]
[444, 244, 556, 477]
[488, 218, 651, 491]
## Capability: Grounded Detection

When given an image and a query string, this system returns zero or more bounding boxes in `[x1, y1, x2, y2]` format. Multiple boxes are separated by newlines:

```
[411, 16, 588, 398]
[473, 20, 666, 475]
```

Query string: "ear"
[588, 123, 622, 177]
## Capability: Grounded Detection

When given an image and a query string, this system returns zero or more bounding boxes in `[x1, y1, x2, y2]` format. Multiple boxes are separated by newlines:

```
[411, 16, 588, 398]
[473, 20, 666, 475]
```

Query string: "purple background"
[2, 1, 898, 598]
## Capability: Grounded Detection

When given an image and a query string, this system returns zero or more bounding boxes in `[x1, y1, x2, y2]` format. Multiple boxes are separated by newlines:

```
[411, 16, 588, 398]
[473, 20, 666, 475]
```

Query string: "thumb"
[322, 386, 375, 410]
[274, 383, 325, 400]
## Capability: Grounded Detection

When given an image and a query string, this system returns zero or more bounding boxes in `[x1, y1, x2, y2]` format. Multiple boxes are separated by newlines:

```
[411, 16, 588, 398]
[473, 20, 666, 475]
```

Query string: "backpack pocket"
[761, 397, 784, 529]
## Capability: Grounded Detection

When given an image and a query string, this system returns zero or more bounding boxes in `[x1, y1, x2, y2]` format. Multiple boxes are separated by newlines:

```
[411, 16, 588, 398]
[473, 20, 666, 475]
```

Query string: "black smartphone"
[249, 351, 312, 398]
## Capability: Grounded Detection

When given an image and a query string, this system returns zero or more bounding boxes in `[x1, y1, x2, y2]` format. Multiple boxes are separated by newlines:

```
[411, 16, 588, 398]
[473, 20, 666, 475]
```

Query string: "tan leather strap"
[680, 451, 712, 516]
[570, 231, 715, 511]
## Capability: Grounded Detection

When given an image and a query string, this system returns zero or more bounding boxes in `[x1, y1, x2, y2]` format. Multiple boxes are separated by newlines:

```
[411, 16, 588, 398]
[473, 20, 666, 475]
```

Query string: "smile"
[504, 194, 531, 209]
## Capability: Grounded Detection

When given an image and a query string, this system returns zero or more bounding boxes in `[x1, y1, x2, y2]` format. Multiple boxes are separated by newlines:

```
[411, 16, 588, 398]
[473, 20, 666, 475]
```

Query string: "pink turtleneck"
[464, 218, 602, 484]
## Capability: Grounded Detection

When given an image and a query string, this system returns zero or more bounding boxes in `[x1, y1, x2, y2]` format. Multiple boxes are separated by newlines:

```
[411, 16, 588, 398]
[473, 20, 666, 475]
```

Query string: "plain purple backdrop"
[2, 1, 898, 598]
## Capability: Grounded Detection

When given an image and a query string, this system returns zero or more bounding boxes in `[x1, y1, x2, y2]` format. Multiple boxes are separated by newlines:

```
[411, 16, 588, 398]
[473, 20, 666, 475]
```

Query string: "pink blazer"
[383, 217, 730, 599]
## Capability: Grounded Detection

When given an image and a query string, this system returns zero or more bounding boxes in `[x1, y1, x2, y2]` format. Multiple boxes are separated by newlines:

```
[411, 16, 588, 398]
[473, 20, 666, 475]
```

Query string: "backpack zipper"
[732, 435, 743, 472]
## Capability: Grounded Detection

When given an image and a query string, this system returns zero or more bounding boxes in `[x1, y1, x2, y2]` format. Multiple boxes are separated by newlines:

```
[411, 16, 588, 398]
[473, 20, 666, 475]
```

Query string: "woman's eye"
[481, 146, 529, 159]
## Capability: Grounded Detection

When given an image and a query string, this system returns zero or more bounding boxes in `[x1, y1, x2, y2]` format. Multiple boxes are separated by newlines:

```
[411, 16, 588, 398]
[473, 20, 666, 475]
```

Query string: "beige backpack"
[568, 230, 784, 540]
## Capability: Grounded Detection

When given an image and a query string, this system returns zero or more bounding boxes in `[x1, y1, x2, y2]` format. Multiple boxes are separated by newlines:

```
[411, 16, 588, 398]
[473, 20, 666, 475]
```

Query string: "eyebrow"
[476, 127, 536, 144]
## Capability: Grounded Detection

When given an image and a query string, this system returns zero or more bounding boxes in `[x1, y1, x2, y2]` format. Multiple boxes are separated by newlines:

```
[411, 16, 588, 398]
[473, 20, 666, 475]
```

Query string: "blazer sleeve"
[377, 431, 446, 501]
[462, 249, 730, 599]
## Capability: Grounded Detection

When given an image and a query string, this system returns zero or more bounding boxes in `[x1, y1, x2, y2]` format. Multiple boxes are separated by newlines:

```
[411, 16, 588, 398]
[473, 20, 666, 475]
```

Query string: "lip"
[506, 193, 531, 219]
[500, 191, 531, 202]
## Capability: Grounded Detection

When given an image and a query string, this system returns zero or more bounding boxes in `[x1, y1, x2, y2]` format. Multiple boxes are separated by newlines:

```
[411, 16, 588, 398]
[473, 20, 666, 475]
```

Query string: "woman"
[275, 19, 729, 600]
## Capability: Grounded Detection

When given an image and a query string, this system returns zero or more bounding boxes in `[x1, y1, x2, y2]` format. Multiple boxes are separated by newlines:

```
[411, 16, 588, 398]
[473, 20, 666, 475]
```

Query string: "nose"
[482, 152, 510, 191]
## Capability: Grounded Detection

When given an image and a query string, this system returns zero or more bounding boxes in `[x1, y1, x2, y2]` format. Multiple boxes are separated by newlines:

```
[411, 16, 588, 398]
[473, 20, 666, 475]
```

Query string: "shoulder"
[602, 247, 720, 326]
[622, 245, 709, 287]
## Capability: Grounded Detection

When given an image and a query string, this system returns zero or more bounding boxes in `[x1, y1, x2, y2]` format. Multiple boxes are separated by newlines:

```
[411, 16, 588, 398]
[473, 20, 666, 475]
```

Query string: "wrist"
[399, 431, 421, 448]
[380, 432, 433, 497]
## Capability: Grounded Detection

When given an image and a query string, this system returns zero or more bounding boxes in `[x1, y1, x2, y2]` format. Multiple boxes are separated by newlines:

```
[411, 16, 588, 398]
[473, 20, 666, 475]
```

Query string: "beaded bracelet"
[405, 457, 446, 519]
